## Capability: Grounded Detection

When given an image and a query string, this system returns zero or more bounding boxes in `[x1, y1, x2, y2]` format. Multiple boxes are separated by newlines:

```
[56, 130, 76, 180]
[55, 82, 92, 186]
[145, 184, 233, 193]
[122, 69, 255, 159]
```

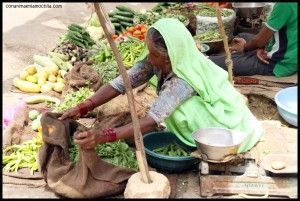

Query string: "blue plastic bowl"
[143, 132, 199, 173]
[274, 86, 298, 127]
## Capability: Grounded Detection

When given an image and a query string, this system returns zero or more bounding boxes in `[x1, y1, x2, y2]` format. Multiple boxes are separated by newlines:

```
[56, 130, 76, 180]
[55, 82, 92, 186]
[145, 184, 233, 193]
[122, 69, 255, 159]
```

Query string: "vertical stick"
[93, 3, 152, 183]
[216, 4, 234, 85]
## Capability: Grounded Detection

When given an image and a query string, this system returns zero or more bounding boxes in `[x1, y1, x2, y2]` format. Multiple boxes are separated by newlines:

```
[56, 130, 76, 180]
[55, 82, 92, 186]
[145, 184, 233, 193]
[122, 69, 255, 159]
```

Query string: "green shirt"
[265, 3, 298, 77]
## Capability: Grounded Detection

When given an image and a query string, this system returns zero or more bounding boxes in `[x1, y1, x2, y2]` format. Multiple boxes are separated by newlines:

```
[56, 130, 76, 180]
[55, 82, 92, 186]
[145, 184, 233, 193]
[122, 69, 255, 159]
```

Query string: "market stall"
[3, 2, 297, 199]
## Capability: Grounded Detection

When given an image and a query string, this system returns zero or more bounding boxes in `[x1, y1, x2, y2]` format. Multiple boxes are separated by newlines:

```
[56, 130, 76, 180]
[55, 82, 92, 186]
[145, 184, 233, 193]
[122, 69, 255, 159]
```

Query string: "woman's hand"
[256, 49, 270, 64]
[229, 38, 247, 53]
[59, 106, 81, 120]
[74, 129, 105, 150]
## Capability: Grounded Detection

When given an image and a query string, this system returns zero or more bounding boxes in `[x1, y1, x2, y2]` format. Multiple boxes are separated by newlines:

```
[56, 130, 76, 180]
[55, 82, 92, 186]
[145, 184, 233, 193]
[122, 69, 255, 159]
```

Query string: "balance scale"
[192, 151, 297, 198]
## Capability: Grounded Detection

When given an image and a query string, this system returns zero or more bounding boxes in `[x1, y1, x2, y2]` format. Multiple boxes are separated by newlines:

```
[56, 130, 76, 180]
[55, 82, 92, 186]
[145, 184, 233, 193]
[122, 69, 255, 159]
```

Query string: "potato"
[56, 77, 66, 83]
[41, 83, 53, 93]
[37, 77, 47, 86]
[53, 82, 65, 93]
[48, 74, 57, 83]
[26, 65, 37, 75]
[26, 75, 38, 83]
[20, 70, 29, 80]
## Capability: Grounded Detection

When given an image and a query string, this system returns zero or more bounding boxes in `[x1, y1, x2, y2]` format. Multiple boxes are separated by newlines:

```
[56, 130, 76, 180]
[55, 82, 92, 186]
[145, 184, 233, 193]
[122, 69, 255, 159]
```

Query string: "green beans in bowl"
[143, 132, 199, 173]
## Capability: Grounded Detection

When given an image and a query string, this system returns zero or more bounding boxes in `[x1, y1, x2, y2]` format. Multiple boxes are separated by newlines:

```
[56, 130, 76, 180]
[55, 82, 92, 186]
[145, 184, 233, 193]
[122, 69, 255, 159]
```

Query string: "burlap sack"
[39, 112, 136, 198]
[63, 61, 102, 96]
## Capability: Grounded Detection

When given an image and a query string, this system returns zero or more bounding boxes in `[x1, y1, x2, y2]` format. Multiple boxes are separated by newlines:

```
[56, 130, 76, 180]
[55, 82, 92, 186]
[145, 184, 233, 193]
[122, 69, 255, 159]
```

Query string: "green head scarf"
[141, 18, 263, 153]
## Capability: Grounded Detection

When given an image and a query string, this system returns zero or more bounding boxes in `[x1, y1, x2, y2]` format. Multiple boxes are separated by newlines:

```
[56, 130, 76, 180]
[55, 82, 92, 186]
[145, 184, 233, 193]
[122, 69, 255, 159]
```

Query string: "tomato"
[140, 27, 147, 33]
[133, 30, 142, 35]
[135, 24, 143, 30]
[112, 34, 118, 40]
[127, 26, 135, 32]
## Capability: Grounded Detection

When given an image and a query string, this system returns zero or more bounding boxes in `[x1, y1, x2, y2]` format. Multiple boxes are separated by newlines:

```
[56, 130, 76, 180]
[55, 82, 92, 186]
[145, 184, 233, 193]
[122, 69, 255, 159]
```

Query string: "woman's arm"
[115, 115, 157, 141]
[74, 115, 157, 149]
[86, 84, 121, 111]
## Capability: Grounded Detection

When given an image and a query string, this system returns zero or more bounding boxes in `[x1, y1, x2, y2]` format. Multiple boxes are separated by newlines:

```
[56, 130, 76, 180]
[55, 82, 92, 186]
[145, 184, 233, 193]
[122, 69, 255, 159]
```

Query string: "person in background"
[209, 3, 298, 77]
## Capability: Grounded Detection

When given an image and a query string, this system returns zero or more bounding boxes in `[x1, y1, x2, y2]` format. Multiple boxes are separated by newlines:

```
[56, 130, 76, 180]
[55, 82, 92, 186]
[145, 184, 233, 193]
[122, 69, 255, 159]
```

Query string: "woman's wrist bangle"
[77, 102, 90, 116]
[102, 128, 117, 142]
[86, 98, 96, 110]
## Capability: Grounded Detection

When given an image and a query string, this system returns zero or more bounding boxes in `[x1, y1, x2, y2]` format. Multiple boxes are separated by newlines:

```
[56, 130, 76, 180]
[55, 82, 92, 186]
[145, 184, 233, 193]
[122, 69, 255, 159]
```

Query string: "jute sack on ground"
[38, 112, 136, 198]
[63, 61, 102, 96]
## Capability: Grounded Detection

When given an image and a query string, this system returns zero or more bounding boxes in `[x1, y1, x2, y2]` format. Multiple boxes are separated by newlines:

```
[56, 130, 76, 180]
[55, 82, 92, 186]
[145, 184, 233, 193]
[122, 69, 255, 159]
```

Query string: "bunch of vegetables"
[194, 29, 222, 42]
[109, 5, 137, 35]
[153, 143, 190, 157]
[134, 11, 188, 26]
[118, 38, 146, 68]
[92, 61, 119, 84]
[114, 24, 148, 42]
[2, 129, 43, 175]
[52, 41, 90, 65]
[53, 87, 94, 112]
[63, 24, 95, 49]
[13, 54, 68, 94]
[194, 3, 233, 17]
[69, 139, 138, 171]
[151, 2, 178, 13]
[90, 37, 145, 69]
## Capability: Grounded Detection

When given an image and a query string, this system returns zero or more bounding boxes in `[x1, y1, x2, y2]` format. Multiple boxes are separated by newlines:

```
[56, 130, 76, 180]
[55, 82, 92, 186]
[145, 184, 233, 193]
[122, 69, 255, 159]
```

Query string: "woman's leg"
[209, 50, 275, 76]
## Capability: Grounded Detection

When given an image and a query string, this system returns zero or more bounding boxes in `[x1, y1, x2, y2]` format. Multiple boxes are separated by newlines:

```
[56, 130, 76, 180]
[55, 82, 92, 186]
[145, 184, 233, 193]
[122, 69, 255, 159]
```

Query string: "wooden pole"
[93, 3, 152, 183]
[215, 4, 234, 85]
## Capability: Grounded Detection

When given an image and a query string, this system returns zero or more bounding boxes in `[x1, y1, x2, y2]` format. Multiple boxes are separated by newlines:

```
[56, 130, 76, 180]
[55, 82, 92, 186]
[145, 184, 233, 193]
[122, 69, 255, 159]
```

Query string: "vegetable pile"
[195, 3, 233, 17]
[153, 143, 190, 157]
[3, 130, 43, 175]
[113, 24, 148, 42]
[109, 5, 137, 35]
[13, 54, 68, 94]
[69, 140, 139, 171]
[52, 41, 90, 65]
[90, 37, 145, 82]
[134, 11, 188, 26]
[194, 29, 222, 42]
[64, 24, 95, 49]
[53, 87, 94, 112]
[151, 2, 178, 13]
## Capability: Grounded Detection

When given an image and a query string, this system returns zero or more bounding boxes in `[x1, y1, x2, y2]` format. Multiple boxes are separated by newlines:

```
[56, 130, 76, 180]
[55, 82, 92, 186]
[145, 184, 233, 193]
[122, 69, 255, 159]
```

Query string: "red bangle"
[102, 128, 117, 142]
[86, 98, 96, 110]
[77, 102, 89, 116]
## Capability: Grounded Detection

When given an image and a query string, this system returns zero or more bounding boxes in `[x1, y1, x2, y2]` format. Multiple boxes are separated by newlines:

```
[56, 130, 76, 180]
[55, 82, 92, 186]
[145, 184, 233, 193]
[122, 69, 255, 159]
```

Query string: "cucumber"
[113, 15, 133, 23]
[116, 5, 136, 14]
[110, 17, 119, 23]
[119, 21, 133, 28]
[68, 26, 82, 33]
[112, 22, 121, 28]
[115, 10, 134, 17]
[108, 10, 118, 17]
[68, 30, 83, 39]
[24, 95, 60, 106]
[68, 24, 83, 32]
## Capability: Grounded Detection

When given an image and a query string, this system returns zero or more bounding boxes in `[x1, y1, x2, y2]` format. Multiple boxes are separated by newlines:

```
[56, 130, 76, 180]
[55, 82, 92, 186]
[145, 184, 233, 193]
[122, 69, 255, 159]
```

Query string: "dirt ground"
[2, 2, 297, 199]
